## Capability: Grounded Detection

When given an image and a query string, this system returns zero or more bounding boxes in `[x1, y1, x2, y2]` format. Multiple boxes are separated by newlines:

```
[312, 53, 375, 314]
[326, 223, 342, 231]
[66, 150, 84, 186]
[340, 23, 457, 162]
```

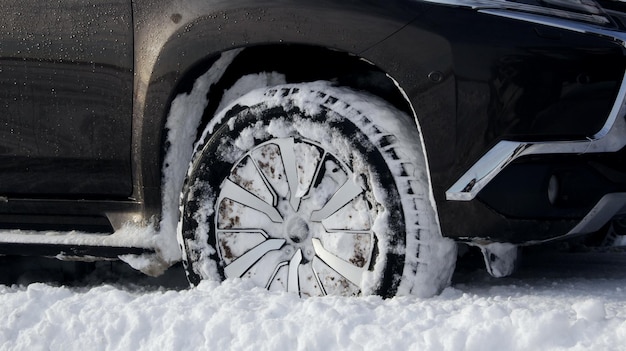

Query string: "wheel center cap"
[286, 217, 310, 243]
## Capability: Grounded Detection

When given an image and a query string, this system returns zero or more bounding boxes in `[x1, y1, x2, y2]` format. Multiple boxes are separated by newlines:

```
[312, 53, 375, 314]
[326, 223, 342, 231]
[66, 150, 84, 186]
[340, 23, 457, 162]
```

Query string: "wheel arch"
[148, 43, 422, 220]
[134, 2, 455, 242]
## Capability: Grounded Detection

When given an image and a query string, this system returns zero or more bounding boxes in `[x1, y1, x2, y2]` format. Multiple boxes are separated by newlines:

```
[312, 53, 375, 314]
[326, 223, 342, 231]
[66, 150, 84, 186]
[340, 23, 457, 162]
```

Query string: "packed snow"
[160, 49, 242, 266]
[2, 248, 626, 350]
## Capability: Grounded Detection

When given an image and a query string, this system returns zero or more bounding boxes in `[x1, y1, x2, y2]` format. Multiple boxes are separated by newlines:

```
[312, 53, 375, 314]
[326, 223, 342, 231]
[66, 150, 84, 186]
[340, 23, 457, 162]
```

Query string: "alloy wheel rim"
[215, 137, 375, 296]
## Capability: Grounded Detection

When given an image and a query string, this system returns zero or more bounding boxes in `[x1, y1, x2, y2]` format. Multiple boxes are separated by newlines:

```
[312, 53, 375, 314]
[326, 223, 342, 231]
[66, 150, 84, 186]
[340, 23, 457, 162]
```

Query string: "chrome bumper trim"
[446, 78, 626, 201]
[446, 18, 626, 201]
[421, 0, 611, 25]
[443, 6, 626, 201]
[566, 193, 626, 236]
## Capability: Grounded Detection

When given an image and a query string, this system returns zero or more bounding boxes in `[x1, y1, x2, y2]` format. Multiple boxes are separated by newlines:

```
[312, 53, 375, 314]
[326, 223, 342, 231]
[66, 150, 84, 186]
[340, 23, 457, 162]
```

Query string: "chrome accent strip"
[420, 0, 611, 25]
[446, 9, 626, 201]
[565, 193, 626, 236]
[477, 9, 626, 44]
[462, 193, 626, 245]
[446, 142, 530, 201]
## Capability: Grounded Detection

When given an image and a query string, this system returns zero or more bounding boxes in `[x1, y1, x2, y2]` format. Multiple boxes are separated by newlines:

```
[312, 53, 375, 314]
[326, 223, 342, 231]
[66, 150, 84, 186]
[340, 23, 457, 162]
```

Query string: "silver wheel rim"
[215, 137, 375, 296]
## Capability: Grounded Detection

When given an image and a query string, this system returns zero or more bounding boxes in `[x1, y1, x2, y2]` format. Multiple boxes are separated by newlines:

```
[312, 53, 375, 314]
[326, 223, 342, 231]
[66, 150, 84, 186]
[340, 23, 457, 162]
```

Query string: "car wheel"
[178, 82, 455, 297]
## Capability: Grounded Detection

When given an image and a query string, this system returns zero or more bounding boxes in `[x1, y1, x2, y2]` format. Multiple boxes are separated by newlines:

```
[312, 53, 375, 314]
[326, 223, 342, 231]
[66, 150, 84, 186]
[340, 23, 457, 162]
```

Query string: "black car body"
[1, 0, 625, 295]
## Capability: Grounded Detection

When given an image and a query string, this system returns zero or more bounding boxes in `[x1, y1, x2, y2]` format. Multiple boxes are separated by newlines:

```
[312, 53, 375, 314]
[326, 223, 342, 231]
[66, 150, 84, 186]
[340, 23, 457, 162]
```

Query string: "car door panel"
[0, 0, 133, 197]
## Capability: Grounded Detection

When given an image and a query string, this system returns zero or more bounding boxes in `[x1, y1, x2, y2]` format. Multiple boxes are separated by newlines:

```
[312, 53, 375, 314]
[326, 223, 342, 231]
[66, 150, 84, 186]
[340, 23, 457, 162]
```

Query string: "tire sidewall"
[180, 87, 407, 296]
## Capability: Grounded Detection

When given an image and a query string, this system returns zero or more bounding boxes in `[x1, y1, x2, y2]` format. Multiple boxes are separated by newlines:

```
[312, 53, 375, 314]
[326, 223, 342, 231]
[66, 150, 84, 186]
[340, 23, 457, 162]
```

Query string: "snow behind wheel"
[178, 82, 456, 297]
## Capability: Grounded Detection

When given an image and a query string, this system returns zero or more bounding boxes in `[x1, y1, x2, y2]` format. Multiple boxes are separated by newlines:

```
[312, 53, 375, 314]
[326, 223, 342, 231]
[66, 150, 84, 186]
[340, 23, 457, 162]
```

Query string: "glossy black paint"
[0, 0, 133, 197]
[0, 198, 141, 233]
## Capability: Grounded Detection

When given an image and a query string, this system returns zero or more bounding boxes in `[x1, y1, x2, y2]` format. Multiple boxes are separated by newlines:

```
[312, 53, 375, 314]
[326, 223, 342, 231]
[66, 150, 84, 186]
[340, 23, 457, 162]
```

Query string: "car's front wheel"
[178, 82, 455, 297]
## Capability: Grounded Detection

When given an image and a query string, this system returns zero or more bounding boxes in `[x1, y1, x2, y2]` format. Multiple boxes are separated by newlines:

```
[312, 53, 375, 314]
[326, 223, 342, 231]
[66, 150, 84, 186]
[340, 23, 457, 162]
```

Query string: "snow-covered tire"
[178, 82, 456, 297]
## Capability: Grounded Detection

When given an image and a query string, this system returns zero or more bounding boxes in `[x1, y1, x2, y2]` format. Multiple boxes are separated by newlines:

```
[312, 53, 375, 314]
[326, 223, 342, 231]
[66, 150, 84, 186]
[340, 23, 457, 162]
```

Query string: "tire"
[178, 82, 455, 297]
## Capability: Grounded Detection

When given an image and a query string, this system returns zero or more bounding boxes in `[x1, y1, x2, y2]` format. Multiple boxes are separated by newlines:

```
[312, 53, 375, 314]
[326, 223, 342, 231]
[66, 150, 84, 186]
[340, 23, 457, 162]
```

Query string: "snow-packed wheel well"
[157, 45, 420, 268]
[168, 45, 415, 147]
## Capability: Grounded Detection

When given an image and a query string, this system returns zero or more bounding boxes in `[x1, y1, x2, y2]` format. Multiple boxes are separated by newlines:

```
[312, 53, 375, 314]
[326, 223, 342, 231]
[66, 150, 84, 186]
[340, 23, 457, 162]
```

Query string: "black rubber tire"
[178, 82, 455, 297]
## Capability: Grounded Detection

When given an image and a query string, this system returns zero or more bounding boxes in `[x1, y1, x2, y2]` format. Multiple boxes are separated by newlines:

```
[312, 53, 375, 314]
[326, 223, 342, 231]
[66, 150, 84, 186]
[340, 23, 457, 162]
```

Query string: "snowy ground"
[1, 247, 626, 350]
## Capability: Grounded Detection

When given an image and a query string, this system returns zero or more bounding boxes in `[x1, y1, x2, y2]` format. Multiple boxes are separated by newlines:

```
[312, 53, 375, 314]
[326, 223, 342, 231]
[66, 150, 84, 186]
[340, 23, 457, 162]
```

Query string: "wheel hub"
[285, 216, 310, 244]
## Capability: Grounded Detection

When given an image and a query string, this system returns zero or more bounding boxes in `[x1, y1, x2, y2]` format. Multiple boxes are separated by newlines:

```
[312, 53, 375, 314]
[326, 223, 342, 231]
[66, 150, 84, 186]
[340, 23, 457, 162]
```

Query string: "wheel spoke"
[310, 177, 363, 222]
[274, 138, 301, 211]
[310, 265, 327, 296]
[250, 153, 278, 207]
[217, 229, 269, 235]
[324, 229, 372, 235]
[318, 230, 373, 269]
[305, 150, 327, 199]
[287, 249, 303, 294]
[312, 238, 363, 287]
[224, 238, 286, 278]
[264, 262, 288, 290]
[220, 179, 283, 223]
